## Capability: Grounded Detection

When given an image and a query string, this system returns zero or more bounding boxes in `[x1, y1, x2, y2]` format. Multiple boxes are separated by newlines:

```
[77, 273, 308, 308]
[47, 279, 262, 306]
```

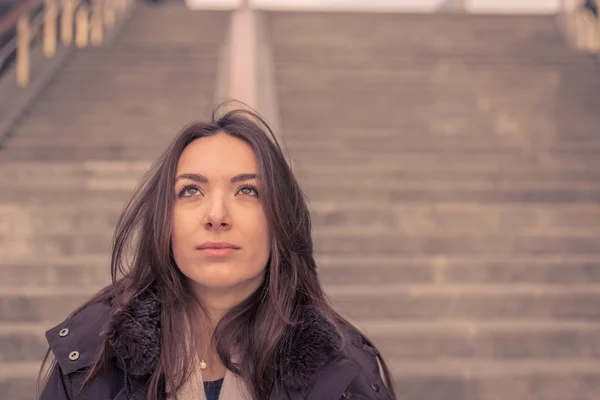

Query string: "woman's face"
[171, 132, 270, 299]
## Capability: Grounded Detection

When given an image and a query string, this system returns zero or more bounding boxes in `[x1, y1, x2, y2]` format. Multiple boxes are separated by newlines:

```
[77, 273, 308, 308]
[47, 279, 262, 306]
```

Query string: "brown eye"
[178, 185, 202, 198]
[237, 184, 259, 197]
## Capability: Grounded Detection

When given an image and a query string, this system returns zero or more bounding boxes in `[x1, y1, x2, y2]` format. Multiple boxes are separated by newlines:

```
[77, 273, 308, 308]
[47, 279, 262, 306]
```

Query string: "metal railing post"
[16, 15, 30, 87]
[75, 3, 90, 48]
[43, 0, 58, 57]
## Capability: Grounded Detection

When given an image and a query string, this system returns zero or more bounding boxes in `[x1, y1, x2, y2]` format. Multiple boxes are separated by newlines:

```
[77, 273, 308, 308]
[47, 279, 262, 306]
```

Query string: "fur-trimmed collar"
[104, 286, 345, 391]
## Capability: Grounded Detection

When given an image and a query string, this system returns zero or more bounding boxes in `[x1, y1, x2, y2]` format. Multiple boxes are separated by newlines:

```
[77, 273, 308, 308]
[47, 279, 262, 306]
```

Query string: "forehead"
[176, 133, 258, 175]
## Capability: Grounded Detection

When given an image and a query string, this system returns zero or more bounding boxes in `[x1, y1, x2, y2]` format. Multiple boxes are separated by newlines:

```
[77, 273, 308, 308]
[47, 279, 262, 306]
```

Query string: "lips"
[196, 241, 240, 250]
[196, 241, 240, 257]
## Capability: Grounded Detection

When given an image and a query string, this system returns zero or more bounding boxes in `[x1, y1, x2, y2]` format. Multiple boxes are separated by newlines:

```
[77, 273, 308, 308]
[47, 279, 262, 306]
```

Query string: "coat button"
[59, 328, 70, 337]
[68, 351, 80, 361]
[342, 390, 352, 398]
[371, 383, 380, 392]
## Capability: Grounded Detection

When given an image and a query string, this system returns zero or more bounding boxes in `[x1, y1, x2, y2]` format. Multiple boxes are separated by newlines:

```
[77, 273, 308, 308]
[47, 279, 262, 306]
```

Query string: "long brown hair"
[39, 103, 397, 399]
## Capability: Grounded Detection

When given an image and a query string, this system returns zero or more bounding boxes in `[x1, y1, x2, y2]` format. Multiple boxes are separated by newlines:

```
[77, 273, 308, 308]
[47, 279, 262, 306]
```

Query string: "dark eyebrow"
[175, 173, 208, 183]
[231, 173, 258, 183]
[174, 173, 258, 184]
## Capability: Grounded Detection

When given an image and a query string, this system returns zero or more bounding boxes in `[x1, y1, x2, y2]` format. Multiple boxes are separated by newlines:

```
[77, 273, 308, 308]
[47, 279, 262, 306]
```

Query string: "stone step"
[2, 359, 600, 400]
[273, 49, 579, 65]
[357, 320, 600, 360]
[68, 43, 222, 59]
[278, 113, 599, 132]
[287, 150, 597, 167]
[114, 8, 229, 45]
[7, 120, 195, 137]
[277, 93, 600, 112]
[291, 161, 600, 176]
[272, 45, 594, 59]
[0, 288, 103, 324]
[312, 233, 600, 256]
[284, 139, 600, 153]
[2, 284, 600, 323]
[0, 160, 151, 183]
[0, 324, 48, 363]
[388, 361, 600, 400]
[4, 320, 600, 365]
[1, 184, 599, 205]
[2, 228, 599, 258]
[0, 233, 113, 259]
[276, 90, 600, 111]
[268, 12, 561, 35]
[0, 262, 111, 289]
[16, 104, 210, 122]
[281, 113, 599, 131]
[35, 71, 218, 91]
[278, 102, 600, 125]
[1, 185, 599, 204]
[271, 35, 580, 55]
[281, 127, 600, 142]
[272, 36, 572, 58]
[0, 147, 165, 162]
[0, 362, 43, 400]
[1, 155, 599, 176]
[28, 91, 213, 109]
[328, 284, 600, 321]
[11, 120, 192, 136]
[302, 187, 600, 204]
[275, 75, 600, 94]
[2, 155, 597, 180]
[65, 53, 220, 68]
[309, 203, 600, 234]
[4, 168, 600, 190]
[5, 120, 197, 138]
[0, 153, 596, 179]
[274, 56, 599, 75]
[317, 255, 600, 285]
[2, 201, 599, 236]
[275, 64, 600, 86]
[5, 132, 180, 148]
[32, 85, 215, 102]
[2, 255, 600, 288]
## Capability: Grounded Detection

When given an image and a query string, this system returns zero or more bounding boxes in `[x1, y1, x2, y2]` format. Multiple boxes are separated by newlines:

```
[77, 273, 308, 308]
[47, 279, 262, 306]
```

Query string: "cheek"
[242, 211, 271, 254]
[256, 223, 272, 265]
[171, 209, 198, 249]
[255, 211, 271, 248]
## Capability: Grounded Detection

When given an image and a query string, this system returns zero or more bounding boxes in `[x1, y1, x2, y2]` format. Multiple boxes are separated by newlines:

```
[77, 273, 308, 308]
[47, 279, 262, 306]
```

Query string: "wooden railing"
[0, 0, 133, 88]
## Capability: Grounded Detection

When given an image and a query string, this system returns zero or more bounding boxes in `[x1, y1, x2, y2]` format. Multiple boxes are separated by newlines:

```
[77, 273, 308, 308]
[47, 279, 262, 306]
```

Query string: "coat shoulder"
[45, 297, 112, 375]
[338, 324, 395, 399]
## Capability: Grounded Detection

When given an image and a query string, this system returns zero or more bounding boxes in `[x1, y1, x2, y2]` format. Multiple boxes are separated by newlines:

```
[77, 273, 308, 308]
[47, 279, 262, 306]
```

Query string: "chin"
[186, 271, 265, 293]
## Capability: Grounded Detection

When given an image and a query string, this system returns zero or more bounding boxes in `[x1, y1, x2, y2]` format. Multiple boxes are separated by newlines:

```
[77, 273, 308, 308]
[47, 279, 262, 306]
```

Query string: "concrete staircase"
[0, 3, 229, 398]
[268, 12, 600, 400]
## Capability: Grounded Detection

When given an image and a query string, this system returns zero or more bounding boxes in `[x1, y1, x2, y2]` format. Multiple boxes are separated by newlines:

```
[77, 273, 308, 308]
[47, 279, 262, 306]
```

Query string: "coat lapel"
[105, 286, 347, 398]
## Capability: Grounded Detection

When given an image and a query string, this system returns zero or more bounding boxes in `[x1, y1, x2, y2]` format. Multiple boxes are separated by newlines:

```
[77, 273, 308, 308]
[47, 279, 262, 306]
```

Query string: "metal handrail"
[0, 0, 132, 88]
[0, 0, 43, 37]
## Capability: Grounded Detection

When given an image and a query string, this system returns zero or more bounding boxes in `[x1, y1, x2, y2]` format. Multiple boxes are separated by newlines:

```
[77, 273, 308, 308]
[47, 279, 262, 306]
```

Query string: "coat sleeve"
[39, 362, 73, 400]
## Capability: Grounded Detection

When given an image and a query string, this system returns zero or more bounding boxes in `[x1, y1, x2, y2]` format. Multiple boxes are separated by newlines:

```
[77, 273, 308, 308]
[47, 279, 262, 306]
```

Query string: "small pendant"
[199, 359, 207, 370]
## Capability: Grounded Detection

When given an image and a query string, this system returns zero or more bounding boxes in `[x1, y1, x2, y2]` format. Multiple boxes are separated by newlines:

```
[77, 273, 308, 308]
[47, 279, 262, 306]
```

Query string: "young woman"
[39, 106, 396, 400]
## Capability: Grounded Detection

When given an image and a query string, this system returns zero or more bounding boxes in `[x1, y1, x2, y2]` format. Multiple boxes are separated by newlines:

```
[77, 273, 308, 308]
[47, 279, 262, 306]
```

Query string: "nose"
[203, 196, 232, 231]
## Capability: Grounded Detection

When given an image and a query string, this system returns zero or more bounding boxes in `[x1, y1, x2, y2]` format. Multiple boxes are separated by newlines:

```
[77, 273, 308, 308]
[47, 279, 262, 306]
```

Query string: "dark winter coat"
[40, 288, 394, 400]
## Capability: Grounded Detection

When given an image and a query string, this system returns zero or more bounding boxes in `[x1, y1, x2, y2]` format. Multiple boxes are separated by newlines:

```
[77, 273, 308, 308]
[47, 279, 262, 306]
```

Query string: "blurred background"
[1, 0, 600, 399]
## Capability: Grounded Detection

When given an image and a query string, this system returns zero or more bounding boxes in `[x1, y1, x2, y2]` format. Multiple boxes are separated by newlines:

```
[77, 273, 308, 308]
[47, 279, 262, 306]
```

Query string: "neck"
[187, 275, 265, 326]
[190, 287, 243, 327]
